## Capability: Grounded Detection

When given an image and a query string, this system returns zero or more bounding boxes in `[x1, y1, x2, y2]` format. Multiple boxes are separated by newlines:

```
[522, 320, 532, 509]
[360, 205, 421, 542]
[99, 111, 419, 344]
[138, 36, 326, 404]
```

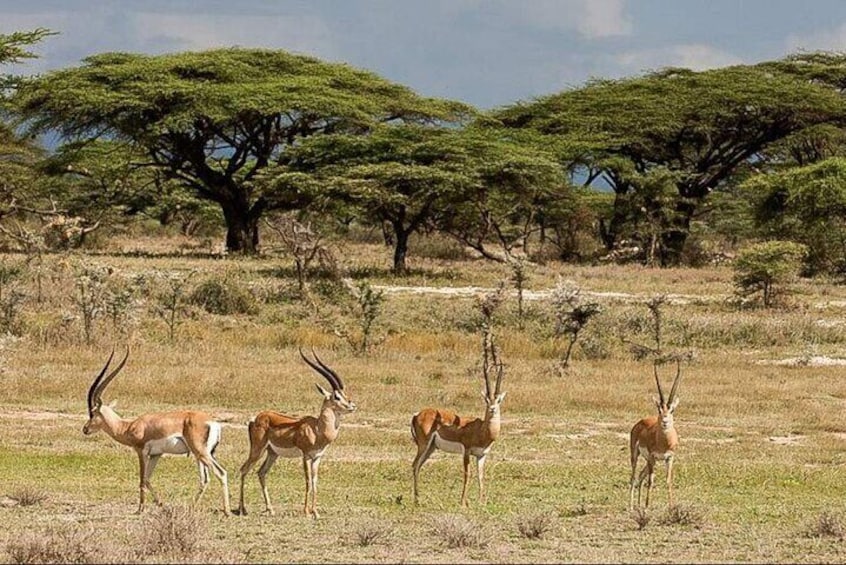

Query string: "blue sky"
[2, 0, 846, 110]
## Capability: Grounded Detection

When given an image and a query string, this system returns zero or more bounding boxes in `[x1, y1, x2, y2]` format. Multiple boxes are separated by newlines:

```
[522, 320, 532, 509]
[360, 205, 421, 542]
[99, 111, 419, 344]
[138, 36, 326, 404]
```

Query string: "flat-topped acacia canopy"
[12, 47, 472, 253]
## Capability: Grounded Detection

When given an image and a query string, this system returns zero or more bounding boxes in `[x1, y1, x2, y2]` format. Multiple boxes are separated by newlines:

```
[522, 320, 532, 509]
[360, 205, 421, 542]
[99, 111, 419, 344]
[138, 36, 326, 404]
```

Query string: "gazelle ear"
[669, 397, 680, 412]
[107, 399, 118, 409]
[653, 395, 662, 409]
[315, 384, 331, 398]
[496, 391, 507, 404]
[481, 388, 489, 402]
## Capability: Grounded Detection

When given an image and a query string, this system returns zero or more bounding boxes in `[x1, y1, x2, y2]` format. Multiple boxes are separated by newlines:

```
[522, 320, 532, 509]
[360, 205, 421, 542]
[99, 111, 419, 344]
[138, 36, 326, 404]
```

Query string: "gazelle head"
[481, 333, 506, 420]
[299, 347, 356, 415]
[83, 348, 129, 435]
[653, 361, 681, 430]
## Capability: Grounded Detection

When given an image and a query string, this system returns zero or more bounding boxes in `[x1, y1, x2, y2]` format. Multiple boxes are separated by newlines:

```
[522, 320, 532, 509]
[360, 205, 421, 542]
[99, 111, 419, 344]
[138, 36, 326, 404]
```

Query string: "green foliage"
[496, 62, 846, 264]
[732, 240, 807, 307]
[337, 279, 385, 355]
[743, 157, 846, 274]
[550, 280, 602, 370]
[12, 48, 472, 253]
[188, 276, 259, 316]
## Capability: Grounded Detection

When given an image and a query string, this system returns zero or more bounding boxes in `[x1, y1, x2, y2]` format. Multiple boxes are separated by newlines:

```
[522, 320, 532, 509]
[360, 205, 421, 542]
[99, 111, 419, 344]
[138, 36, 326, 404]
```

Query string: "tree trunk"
[222, 202, 260, 254]
[392, 227, 410, 274]
[659, 198, 697, 266]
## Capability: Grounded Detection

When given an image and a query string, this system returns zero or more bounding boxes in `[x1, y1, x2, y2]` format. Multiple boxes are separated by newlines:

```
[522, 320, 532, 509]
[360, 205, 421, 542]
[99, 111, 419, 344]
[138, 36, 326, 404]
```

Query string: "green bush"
[188, 276, 259, 315]
[732, 240, 807, 307]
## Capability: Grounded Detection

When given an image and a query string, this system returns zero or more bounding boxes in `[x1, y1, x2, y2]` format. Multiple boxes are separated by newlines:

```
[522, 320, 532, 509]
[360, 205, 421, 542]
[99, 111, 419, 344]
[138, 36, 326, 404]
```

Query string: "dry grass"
[0, 238, 846, 562]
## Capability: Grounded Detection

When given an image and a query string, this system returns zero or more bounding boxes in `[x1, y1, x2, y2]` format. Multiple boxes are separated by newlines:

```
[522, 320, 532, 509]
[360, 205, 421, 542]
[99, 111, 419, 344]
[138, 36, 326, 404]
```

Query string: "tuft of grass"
[350, 522, 394, 547]
[139, 503, 205, 559]
[7, 526, 104, 564]
[516, 510, 556, 540]
[632, 507, 651, 530]
[658, 504, 704, 528]
[806, 511, 845, 540]
[10, 486, 48, 507]
[188, 277, 259, 315]
[431, 514, 491, 549]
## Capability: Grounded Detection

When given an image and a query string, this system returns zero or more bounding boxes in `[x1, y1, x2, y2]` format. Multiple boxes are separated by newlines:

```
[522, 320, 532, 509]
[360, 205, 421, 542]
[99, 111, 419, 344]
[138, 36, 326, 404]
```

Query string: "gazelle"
[411, 331, 506, 507]
[237, 347, 356, 518]
[83, 349, 232, 515]
[629, 361, 681, 510]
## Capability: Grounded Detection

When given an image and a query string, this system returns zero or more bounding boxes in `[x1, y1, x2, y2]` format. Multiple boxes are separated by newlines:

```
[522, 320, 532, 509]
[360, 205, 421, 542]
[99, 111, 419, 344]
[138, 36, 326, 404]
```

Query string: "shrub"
[10, 486, 47, 507]
[188, 276, 259, 315]
[139, 504, 204, 559]
[516, 510, 556, 540]
[430, 515, 491, 549]
[732, 241, 807, 307]
[7, 526, 101, 564]
[806, 511, 845, 540]
[658, 504, 704, 528]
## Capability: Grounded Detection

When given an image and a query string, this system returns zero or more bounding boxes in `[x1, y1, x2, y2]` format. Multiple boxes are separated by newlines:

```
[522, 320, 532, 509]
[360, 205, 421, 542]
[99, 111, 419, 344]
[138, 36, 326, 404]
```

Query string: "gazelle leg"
[310, 457, 322, 519]
[460, 452, 471, 507]
[194, 460, 211, 505]
[196, 453, 231, 516]
[476, 455, 487, 504]
[629, 448, 640, 511]
[256, 449, 279, 516]
[136, 451, 148, 514]
[144, 454, 163, 506]
[636, 462, 650, 508]
[302, 457, 312, 517]
[411, 436, 436, 504]
[644, 460, 656, 508]
[666, 457, 674, 508]
[237, 445, 267, 516]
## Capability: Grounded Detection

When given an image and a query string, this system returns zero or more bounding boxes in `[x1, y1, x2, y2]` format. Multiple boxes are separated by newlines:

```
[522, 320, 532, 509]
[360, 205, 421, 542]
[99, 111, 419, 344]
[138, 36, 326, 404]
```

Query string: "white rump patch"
[207, 422, 222, 452]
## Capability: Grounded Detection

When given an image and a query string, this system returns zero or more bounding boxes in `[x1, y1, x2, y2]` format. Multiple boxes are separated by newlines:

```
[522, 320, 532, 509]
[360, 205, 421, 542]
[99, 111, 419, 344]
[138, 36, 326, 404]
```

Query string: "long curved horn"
[299, 347, 341, 391]
[87, 349, 115, 416]
[668, 359, 682, 405]
[92, 347, 130, 407]
[492, 341, 504, 397]
[311, 347, 345, 391]
[653, 362, 665, 406]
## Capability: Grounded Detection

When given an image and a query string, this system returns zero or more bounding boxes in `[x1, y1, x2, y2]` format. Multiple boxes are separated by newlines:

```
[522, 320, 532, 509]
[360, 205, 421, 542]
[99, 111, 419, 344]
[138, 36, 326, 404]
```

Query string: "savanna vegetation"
[2, 29, 846, 564]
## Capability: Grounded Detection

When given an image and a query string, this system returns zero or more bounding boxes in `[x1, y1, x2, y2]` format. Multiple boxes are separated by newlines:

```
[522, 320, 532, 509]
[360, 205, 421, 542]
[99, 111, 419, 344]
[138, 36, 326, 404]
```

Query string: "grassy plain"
[1, 231, 846, 563]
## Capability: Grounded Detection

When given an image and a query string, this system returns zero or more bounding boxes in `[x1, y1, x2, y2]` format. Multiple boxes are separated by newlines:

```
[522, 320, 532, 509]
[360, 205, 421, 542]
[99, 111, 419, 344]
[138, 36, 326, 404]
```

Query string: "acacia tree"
[495, 63, 846, 265]
[743, 157, 846, 274]
[11, 48, 471, 253]
[0, 29, 54, 227]
[273, 125, 566, 273]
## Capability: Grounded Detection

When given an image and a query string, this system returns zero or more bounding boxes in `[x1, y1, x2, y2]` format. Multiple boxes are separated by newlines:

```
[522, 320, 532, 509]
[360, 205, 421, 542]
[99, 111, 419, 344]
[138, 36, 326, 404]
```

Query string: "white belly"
[469, 446, 491, 458]
[640, 446, 673, 461]
[433, 433, 465, 454]
[146, 435, 189, 456]
[267, 443, 301, 458]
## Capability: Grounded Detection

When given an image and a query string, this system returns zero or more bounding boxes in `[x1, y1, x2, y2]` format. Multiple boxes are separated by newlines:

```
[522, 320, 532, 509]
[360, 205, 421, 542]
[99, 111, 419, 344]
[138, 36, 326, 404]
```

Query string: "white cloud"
[785, 22, 846, 53]
[616, 43, 744, 74]
[498, 0, 632, 38]
[132, 12, 337, 58]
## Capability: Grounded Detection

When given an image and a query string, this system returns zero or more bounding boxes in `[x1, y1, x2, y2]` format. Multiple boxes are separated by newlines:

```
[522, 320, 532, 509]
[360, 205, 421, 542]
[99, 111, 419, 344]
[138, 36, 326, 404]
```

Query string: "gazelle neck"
[483, 405, 502, 442]
[98, 405, 134, 446]
[317, 402, 342, 442]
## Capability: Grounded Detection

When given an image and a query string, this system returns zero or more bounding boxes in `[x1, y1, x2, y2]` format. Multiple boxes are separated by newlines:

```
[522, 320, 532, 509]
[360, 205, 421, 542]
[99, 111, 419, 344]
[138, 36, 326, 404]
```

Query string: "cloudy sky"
[2, 0, 846, 110]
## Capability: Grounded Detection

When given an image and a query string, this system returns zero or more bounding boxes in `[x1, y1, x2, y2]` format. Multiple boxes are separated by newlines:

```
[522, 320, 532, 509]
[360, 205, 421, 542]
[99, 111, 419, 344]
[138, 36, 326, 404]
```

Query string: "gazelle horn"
[87, 349, 115, 416]
[653, 362, 666, 407]
[93, 347, 130, 406]
[299, 347, 341, 391]
[667, 359, 682, 405]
